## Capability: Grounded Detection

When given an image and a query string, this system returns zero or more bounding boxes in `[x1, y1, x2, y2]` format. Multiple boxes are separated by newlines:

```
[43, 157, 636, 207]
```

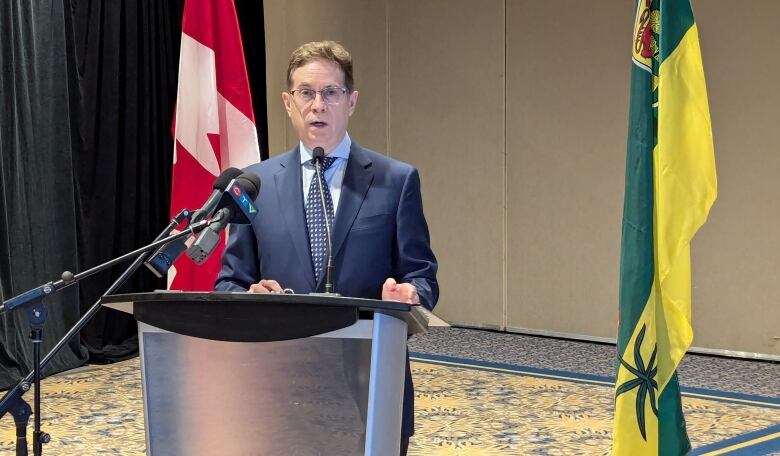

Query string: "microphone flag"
[168, 0, 260, 291]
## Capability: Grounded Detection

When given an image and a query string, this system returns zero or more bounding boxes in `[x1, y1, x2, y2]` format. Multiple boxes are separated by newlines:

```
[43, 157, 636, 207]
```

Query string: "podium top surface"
[101, 291, 421, 342]
[102, 291, 412, 312]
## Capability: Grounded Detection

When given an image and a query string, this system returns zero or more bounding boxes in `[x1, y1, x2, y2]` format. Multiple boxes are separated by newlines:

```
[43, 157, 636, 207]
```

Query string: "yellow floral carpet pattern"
[1, 355, 778, 455]
[408, 356, 780, 455]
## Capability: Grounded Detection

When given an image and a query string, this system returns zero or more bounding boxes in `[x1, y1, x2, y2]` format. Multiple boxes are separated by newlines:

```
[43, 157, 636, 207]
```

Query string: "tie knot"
[313, 156, 336, 171]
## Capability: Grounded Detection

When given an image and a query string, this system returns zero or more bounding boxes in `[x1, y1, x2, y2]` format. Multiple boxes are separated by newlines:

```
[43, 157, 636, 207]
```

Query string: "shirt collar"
[299, 132, 352, 165]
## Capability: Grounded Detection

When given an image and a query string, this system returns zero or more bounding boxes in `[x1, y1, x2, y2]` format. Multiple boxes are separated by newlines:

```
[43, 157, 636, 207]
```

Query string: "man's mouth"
[310, 121, 328, 128]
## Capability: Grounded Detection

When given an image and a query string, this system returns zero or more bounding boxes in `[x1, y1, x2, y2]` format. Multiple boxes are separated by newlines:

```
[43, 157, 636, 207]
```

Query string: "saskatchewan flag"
[613, 0, 717, 455]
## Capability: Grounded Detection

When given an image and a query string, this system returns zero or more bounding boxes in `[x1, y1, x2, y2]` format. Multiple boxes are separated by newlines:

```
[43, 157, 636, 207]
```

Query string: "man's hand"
[382, 278, 420, 304]
[248, 279, 283, 293]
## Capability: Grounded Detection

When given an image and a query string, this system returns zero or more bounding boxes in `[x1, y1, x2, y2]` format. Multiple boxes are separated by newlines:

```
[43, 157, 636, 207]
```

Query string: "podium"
[101, 291, 427, 456]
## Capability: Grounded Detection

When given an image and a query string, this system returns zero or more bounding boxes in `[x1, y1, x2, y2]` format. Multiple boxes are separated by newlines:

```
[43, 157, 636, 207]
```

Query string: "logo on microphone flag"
[169, 0, 260, 291]
[613, 1, 716, 455]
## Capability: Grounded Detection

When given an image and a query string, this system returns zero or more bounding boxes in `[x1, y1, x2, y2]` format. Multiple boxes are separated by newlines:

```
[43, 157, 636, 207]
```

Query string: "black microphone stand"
[7, 396, 31, 456]
[312, 150, 339, 296]
[0, 209, 203, 455]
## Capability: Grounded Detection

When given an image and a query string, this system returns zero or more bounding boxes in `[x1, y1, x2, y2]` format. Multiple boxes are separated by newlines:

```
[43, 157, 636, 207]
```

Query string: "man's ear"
[348, 90, 359, 116]
[281, 91, 293, 118]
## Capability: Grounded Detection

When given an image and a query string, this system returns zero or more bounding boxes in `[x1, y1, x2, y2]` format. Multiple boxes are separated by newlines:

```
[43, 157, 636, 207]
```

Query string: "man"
[215, 41, 438, 455]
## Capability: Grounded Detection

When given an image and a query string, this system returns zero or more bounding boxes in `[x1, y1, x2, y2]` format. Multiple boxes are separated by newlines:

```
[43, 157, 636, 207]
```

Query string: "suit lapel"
[331, 143, 374, 261]
[274, 147, 316, 289]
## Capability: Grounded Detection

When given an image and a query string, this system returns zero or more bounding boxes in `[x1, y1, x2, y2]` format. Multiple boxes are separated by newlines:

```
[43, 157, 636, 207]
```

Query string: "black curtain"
[235, 0, 269, 161]
[1, 0, 267, 390]
[0, 0, 88, 389]
[63, 0, 185, 363]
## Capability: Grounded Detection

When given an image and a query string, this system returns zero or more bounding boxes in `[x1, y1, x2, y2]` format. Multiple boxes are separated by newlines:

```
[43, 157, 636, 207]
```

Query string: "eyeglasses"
[289, 86, 349, 106]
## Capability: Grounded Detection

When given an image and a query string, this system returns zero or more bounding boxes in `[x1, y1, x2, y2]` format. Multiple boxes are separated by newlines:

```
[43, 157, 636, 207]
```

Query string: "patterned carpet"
[408, 354, 780, 455]
[0, 328, 778, 455]
[408, 328, 780, 399]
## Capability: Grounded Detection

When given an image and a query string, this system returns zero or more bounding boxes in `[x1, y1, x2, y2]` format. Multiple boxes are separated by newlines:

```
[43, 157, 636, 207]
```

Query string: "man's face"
[282, 59, 359, 154]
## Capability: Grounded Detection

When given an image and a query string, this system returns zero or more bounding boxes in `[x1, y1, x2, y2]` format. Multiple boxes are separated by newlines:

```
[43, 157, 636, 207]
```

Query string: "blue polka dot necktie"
[305, 156, 336, 283]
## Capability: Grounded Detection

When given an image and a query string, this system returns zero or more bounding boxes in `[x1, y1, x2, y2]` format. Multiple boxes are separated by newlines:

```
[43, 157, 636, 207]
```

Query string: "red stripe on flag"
[169, 141, 226, 291]
[170, 141, 217, 221]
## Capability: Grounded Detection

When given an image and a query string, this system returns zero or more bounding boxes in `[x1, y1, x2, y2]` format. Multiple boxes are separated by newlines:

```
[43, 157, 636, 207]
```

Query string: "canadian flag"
[169, 0, 260, 291]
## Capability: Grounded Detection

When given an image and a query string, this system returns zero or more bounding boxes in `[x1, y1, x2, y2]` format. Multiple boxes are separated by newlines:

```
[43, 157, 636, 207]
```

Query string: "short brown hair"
[286, 41, 354, 92]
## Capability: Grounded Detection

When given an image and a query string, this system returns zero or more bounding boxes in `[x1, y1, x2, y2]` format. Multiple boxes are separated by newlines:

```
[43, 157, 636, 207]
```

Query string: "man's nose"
[311, 92, 327, 111]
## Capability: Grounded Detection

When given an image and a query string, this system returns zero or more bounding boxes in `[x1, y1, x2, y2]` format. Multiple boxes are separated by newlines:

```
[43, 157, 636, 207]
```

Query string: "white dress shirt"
[299, 132, 351, 214]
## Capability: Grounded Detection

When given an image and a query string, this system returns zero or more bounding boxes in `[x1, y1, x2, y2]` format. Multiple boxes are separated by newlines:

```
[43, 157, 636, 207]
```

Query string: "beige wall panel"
[389, 1, 506, 327]
[263, 0, 388, 157]
[690, 1, 780, 355]
[506, 1, 632, 336]
[263, 1, 288, 157]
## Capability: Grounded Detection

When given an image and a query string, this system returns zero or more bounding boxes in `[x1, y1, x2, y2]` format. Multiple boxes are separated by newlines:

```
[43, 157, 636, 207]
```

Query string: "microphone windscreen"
[236, 172, 261, 200]
[213, 167, 243, 190]
[312, 147, 325, 160]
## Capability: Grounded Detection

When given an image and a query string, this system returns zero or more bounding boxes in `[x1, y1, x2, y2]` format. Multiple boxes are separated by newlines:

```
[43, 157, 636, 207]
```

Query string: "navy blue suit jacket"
[215, 142, 438, 436]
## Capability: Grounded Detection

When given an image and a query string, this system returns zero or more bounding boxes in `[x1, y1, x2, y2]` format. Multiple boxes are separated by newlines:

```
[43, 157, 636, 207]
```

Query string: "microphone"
[227, 173, 260, 224]
[186, 172, 261, 265]
[143, 169, 254, 277]
[144, 238, 188, 278]
[312, 147, 337, 295]
[190, 167, 244, 223]
[184, 207, 231, 266]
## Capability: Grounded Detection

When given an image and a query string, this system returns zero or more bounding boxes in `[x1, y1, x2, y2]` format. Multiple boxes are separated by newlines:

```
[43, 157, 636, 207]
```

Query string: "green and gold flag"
[613, 0, 717, 454]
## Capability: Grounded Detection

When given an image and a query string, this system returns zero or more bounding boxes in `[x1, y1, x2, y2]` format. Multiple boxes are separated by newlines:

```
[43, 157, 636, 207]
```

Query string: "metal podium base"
[138, 314, 406, 456]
